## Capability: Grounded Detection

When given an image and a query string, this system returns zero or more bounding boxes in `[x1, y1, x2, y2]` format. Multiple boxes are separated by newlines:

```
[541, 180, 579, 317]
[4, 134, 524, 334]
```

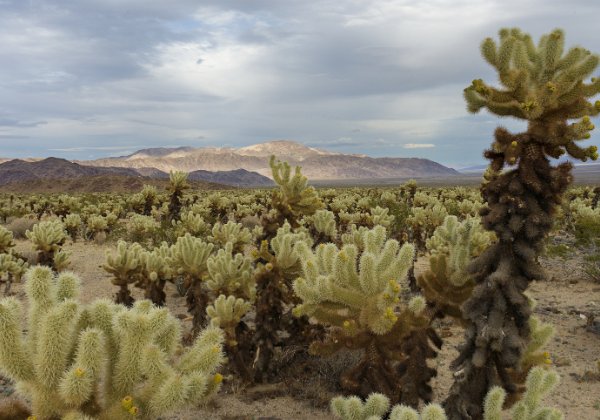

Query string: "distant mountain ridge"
[81, 140, 458, 180]
[0, 158, 235, 193]
[0, 157, 272, 190]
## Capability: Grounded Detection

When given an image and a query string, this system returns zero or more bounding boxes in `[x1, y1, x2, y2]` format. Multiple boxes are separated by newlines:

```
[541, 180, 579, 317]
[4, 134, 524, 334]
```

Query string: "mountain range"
[80, 140, 459, 180]
[0, 158, 235, 193]
[0, 140, 464, 192]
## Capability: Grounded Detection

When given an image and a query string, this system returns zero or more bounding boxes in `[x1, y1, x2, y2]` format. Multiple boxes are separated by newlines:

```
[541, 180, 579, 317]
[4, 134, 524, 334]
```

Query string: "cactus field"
[0, 28, 600, 420]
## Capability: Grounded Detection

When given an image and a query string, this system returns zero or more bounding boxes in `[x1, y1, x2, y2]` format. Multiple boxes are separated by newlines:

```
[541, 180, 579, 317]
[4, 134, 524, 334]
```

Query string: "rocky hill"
[0, 158, 231, 193]
[82, 140, 458, 180]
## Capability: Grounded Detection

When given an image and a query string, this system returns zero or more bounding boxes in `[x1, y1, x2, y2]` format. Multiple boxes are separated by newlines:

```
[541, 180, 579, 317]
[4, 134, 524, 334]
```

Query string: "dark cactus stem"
[168, 191, 183, 221]
[252, 266, 285, 382]
[444, 137, 572, 420]
[115, 284, 134, 307]
[186, 279, 208, 340]
[592, 186, 600, 209]
[396, 327, 441, 407]
[144, 279, 166, 306]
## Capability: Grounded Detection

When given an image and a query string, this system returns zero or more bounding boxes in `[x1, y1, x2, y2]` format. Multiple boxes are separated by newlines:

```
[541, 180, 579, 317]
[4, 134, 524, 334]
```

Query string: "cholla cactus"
[261, 156, 323, 240]
[86, 215, 109, 240]
[140, 184, 158, 216]
[104, 241, 143, 306]
[0, 225, 15, 254]
[293, 226, 438, 403]
[172, 211, 208, 237]
[206, 242, 255, 300]
[139, 243, 173, 306]
[370, 206, 395, 228]
[167, 171, 190, 221]
[446, 28, 600, 419]
[250, 222, 315, 382]
[0, 253, 28, 295]
[206, 295, 253, 380]
[209, 221, 252, 253]
[63, 213, 82, 241]
[446, 28, 600, 420]
[407, 204, 448, 250]
[26, 220, 68, 269]
[418, 216, 495, 320]
[52, 249, 71, 273]
[126, 214, 161, 244]
[306, 209, 338, 244]
[170, 234, 214, 336]
[0, 266, 225, 420]
[331, 367, 563, 420]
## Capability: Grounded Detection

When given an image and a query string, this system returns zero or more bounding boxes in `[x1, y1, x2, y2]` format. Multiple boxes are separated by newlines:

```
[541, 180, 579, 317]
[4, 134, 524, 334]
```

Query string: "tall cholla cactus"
[167, 171, 190, 221]
[418, 216, 494, 320]
[140, 184, 158, 216]
[445, 28, 600, 419]
[261, 156, 323, 239]
[205, 242, 256, 381]
[26, 220, 68, 270]
[251, 222, 315, 382]
[170, 234, 214, 337]
[104, 241, 142, 307]
[293, 226, 439, 404]
[330, 367, 563, 420]
[0, 266, 225, 420]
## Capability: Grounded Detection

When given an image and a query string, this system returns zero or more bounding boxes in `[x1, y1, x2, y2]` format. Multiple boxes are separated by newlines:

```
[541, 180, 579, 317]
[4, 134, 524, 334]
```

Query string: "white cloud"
[403, 143, 435, 149]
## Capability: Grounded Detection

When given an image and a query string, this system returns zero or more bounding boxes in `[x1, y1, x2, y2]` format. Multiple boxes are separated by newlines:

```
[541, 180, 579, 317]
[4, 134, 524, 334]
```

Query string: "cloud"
[403, 143, 436, 149]
[0, 0, 599, 164]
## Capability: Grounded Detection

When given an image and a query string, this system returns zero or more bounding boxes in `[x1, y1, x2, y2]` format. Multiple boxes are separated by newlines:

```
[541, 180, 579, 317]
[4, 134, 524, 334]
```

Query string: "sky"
[0, 0, 599, 168]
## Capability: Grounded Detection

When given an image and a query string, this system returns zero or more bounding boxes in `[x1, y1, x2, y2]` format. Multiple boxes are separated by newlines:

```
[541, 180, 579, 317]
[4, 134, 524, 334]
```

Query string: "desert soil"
[1, 238, 599, 420]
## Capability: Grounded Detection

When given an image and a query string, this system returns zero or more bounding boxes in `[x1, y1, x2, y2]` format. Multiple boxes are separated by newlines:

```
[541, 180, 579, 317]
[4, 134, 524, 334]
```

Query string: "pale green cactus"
[104, 241, 143, 306]
[209, 221, 252, 252]
[52, 249, 71, 273]
[126, 214, 161, 243]
[206, 242, 255, 300]
[426, 216, 495, 286]
[138, 243, 173, 306]
[26, 220, 68, 268]
[0, 266, 225, 420]
[0, 225, 15, 253]
[270, 222, 313, 273]
[484, 367, 563, 420]
[0, 252, 28, 295]
[170, 234, 215, 335]
[417, 215, 495, 321]
[370, 206, 394, 228]
[86, 215, 108, 240]
[309, 209, 338, 239]
[63, 213, 82, 241]
[330, 393, 392, 420]
[170, 234, 214, 280]
[331, 367, 563, 420]
[167, 171, 190, 221]
[294, 225, 414, 335]
[172, 211, 208, 237]
[269, 155, 323, 218]
[206, 294, 252, 333]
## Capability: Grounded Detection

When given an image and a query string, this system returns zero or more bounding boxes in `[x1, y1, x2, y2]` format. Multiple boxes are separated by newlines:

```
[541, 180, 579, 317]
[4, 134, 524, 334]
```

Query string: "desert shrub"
[5, 217, 37, 239]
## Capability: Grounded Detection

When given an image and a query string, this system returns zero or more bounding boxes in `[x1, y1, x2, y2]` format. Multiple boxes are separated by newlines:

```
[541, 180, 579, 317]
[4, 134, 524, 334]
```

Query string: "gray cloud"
[0, 0, 599, 165]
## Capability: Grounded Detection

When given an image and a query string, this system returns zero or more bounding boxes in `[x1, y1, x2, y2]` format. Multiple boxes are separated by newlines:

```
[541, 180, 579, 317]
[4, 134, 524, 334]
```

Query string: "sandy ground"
[2, 238, 599, 419]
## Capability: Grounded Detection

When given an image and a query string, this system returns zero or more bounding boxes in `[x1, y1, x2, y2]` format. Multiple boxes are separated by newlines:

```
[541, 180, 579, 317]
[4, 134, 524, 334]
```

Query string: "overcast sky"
[1, 0, 599, 168]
